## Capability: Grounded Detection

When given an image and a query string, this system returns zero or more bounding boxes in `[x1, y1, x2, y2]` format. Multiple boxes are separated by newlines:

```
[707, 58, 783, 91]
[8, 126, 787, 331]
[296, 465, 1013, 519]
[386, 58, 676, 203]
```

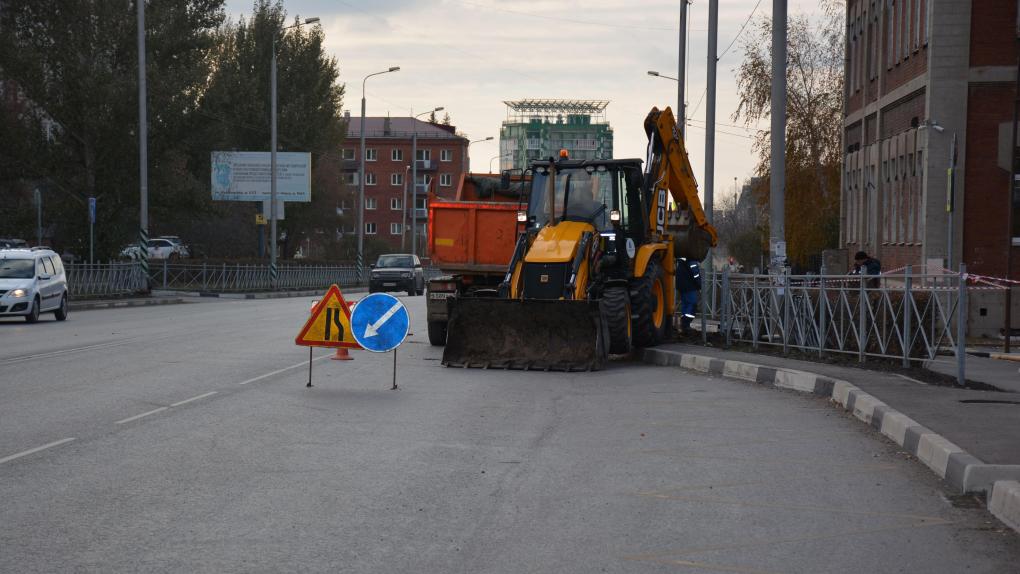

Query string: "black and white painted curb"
[70, 297, 187, 311]
[641, 347, 1020, 535]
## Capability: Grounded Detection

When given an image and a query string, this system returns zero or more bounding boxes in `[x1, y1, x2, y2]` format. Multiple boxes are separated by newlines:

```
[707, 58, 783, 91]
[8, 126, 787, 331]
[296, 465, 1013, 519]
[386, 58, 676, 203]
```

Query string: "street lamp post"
[647, 70, 684, 134]
[271, 16, 319, 285]
[489, 154, 510, 173]
[358, 66, 400, 280]
[402, 165, 411, 251]
[412, 106, 444, 258]
[467, 136, 493, 173]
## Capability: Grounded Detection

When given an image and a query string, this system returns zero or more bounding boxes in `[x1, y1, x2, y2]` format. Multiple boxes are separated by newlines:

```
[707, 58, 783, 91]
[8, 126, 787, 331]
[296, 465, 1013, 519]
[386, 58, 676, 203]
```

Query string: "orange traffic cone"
[331, 346, 354, 361]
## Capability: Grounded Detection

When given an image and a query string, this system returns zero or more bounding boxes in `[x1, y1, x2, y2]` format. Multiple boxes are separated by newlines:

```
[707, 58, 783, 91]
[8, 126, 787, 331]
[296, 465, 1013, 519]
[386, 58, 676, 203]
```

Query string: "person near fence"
[850, 251, 881, 288]
[675, 256, 702, 335]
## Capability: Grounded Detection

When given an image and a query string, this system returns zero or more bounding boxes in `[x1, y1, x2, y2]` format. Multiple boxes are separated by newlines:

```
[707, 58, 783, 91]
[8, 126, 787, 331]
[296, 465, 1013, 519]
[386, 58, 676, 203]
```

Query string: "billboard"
[211, 151, 311, 202]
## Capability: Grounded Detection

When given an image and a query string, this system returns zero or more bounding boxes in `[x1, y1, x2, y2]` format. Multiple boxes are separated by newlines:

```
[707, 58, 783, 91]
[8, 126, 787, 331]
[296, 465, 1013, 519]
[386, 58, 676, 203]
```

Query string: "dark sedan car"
[369, 254, 424, 296]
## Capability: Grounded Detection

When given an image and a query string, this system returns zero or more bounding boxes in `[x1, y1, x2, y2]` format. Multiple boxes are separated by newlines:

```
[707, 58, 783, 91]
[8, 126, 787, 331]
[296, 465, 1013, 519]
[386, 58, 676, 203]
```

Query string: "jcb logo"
[655, 188, 668, 234]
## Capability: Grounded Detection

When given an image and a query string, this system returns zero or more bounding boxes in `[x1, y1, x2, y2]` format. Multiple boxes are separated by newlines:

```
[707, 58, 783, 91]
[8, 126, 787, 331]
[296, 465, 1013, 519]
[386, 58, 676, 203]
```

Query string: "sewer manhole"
[958, 399, 1020, 405]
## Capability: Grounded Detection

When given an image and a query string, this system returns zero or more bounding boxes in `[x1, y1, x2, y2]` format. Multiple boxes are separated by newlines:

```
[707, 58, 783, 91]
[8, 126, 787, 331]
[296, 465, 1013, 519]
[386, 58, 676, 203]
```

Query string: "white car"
[0, 248, 69, 323]
[120, 238, 188, 260]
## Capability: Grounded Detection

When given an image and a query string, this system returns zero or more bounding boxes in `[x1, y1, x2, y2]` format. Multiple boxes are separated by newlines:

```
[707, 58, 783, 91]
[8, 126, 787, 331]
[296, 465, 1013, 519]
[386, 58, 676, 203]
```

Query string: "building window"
[366, 222, 377, 235]
[440, 149, 453, 162]
[391, 197, 402, 210]
[392, 148, 403, 161]
[415, 149, 431, 162]
[366, 197, 377, 210]
[342, 172, 358, 185]
[365, 172, 377, 186]
[886, 0, 895, 69]
[439, 173, 452, 187]
[366, 148, 377, 162]
[342, 148, 354, 160]
[415, 196, 427, 210]
[391, 172, 404, 186]
[415, 174, 431, 192]
[390, 223, 402, 235]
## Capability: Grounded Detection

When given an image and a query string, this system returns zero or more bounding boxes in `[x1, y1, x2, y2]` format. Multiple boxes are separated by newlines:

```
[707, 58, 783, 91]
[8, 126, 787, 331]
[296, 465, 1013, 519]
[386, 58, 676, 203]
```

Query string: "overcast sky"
[226, 0, 823, 205]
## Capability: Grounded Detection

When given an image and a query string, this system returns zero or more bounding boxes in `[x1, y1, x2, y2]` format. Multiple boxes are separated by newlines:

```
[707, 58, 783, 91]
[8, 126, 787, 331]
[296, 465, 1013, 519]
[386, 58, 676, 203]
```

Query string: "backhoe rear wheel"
[602, 286, 632, 355]
[631, 257, 668, 347]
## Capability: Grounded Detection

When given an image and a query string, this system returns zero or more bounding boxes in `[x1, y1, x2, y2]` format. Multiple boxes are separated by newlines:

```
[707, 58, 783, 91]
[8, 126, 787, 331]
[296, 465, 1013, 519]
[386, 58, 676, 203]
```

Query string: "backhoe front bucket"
[442, 298, 607, 371]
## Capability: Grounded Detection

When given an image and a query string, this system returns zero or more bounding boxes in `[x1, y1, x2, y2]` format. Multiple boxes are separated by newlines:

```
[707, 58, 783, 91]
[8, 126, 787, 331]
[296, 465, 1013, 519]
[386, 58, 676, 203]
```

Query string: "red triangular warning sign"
[295, 285, 361, 348]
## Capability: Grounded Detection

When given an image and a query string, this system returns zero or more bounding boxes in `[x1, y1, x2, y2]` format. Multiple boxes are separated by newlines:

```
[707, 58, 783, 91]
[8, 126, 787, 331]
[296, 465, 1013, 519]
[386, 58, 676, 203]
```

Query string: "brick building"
[343, 116, 469, 255]
[841, 0, 1019, 281]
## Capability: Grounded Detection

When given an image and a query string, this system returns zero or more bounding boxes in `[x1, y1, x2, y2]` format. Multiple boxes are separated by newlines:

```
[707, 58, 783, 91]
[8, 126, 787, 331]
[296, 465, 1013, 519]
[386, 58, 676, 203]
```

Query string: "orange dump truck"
[425, 173, 525, 345]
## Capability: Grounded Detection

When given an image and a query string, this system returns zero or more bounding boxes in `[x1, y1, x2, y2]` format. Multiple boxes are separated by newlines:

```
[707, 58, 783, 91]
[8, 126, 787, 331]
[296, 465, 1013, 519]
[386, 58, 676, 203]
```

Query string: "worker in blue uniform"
[675, 256, 702, 335]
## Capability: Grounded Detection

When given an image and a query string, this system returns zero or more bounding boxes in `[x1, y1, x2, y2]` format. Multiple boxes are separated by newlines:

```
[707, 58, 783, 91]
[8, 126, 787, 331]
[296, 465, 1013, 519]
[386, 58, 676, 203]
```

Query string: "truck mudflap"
[442, 298, 608, 371]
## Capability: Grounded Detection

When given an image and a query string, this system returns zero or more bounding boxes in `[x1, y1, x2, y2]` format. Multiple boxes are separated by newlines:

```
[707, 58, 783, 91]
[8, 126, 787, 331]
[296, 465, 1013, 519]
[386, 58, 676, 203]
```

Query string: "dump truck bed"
[428, 199, 519, 276]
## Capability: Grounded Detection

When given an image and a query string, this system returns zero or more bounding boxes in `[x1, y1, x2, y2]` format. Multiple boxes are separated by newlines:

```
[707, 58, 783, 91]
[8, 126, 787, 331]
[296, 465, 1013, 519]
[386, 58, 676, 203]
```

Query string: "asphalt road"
[2, 296, 1019, 573]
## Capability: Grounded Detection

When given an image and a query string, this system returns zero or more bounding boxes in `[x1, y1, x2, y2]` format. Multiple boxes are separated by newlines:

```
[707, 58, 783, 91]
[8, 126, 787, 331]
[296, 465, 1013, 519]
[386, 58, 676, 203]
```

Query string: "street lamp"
[412, 106, 444, 259]
[647, 70, 685, 137]
[271, 15, 320, 284]
[357, 65, 400, 280]
[489, 153, 511, 173]
[466, 137, 492, 173]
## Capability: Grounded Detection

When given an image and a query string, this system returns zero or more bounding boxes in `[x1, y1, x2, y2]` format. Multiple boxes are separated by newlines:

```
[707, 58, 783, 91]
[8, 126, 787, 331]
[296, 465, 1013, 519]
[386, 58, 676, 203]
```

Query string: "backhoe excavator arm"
[643, 106, 719, 248]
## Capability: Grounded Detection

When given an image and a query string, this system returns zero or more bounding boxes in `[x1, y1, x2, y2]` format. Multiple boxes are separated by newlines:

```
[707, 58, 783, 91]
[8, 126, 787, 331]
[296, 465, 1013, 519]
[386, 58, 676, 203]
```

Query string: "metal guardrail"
[65, 263, 147, 297]
[67, 261, 446, 296]
[150, 262, 362, 292]
[698, 267, 966, 369]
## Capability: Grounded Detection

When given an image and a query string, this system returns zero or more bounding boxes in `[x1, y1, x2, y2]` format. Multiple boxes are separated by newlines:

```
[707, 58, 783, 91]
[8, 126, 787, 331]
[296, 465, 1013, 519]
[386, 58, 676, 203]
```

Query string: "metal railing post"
[818, 276, 826, 357]
[782, 268, 790, 355]
[162, 258, 168, 289]
[722, 267, 732, 348]
[903, 265, 912, 367]
[858, 273, 866, 363]
[957, 263, 967, 386]
[202, 262, 207, 290]
[752, 269, 759, 350]
[701, 269, 710, 345]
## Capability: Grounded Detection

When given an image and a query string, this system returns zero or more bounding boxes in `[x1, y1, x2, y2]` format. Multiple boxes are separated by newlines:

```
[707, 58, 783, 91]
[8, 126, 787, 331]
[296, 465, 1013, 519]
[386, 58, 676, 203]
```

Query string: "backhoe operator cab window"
[529, 165, 619, 231]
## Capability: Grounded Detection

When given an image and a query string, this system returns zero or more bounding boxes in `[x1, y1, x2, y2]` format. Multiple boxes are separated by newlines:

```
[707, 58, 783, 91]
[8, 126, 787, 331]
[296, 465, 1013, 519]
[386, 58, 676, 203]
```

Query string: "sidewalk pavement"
[926, 354, 1020, 393]
[641, 342, 1020, 534]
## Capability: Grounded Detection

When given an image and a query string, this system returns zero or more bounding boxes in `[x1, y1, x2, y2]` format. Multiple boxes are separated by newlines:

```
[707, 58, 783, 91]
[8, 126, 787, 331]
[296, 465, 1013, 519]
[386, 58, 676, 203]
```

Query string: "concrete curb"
[69, 298, 187, 311]
[151, 287, 368, 300]
[990, 481, 1020, 533]
[641, 347, 1020, 534]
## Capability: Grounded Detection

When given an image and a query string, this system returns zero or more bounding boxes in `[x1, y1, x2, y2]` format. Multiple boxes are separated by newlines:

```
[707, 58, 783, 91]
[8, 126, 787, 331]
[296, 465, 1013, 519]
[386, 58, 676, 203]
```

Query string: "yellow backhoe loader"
[441, 107, 717, 371]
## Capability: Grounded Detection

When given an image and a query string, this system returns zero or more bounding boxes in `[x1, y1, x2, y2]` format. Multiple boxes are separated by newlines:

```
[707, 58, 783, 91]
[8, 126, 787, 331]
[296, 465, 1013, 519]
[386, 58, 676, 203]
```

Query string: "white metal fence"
[66, 263, 148, 297]
[696, 266, 967, 379]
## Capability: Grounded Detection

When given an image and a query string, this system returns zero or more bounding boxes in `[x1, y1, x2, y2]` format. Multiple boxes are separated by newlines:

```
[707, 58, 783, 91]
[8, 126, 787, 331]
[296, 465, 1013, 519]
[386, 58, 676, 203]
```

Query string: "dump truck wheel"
[602, 286, 632, 354]
[631, 258, 668, 347]
[428, 320, 448, 346]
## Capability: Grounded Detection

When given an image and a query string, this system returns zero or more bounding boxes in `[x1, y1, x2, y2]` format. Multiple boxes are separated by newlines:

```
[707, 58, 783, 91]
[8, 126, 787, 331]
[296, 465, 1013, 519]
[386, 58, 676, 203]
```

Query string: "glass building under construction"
[498, 99, 613, 171]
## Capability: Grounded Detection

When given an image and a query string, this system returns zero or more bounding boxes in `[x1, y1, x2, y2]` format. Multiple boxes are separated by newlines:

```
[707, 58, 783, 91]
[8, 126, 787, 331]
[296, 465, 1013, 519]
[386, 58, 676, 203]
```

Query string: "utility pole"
[34, 189, 41, 246]
[270, 42, 279, 285]
[137, 0, 149, 282]
[769, 0, 788, 270]
[678, 0, 690, 135]
[705, 0, 718, 227]
[1004, 17, 1020, 352]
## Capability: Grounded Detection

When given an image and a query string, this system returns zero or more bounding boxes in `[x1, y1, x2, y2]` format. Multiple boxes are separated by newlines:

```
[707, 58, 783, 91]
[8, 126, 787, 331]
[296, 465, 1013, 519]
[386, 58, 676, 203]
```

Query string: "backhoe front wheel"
[602, 286, 632, 355]
[631, 257, 668, 347]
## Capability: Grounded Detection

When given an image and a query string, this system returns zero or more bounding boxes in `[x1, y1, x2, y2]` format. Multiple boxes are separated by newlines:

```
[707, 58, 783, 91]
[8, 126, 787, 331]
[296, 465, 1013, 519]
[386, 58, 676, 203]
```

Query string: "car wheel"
[25, 296, 40, 323]
[54, 293, 69, 321]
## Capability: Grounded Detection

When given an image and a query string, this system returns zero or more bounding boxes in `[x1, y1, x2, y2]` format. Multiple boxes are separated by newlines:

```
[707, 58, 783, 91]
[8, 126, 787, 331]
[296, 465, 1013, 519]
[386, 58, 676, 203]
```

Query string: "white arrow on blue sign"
[351, 293, 410, 353]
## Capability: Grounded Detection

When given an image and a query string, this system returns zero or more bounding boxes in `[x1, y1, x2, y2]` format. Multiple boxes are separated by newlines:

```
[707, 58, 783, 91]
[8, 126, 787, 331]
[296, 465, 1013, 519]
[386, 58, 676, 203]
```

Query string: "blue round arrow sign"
[351, 293, 410, 352]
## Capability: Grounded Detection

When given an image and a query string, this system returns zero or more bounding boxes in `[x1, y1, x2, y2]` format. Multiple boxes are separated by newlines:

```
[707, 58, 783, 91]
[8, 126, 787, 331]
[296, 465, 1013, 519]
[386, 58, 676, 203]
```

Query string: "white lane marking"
[115, 407, 169, 425]
[238, 355, 331, 385]
[0, 437, 76, 465]
[170, 391, 218, 408]
[363, 302, 403, 337]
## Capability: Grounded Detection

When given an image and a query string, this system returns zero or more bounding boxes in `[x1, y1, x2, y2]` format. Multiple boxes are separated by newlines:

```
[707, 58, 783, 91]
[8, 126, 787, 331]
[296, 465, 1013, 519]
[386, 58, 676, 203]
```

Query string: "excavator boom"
[644, 107, 719, 253]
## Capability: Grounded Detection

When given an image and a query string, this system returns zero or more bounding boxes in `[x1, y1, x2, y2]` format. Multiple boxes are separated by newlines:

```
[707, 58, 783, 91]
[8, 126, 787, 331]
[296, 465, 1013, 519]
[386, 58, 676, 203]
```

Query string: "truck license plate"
[383, 282, 396, 287]
[429, 292, 451, 300]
